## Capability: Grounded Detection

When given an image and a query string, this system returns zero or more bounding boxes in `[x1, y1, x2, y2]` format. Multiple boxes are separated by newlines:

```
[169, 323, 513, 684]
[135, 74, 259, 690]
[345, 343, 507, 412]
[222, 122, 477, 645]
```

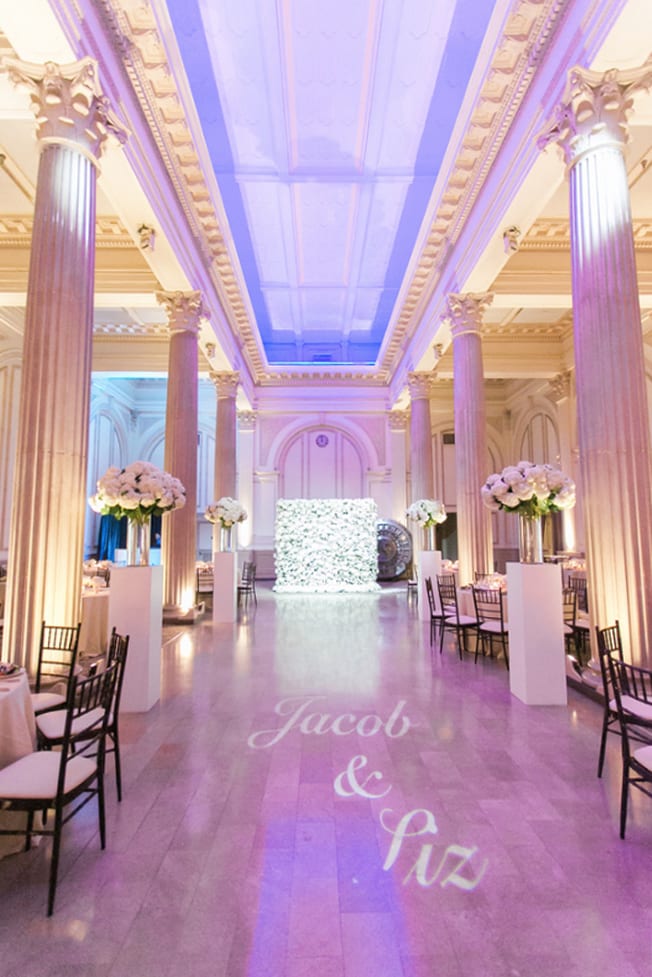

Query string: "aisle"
[0, 583, 651, 977]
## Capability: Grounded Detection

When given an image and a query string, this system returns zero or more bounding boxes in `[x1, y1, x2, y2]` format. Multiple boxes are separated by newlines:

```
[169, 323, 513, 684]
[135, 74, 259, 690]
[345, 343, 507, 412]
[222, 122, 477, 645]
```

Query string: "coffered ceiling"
[0, 0, 651, 406]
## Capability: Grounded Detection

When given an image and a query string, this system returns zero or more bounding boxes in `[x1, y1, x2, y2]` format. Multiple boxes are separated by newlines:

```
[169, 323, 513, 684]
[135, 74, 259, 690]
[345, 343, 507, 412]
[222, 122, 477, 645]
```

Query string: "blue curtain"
[97, 515, 125, 560]
[97, 514, 163, 560]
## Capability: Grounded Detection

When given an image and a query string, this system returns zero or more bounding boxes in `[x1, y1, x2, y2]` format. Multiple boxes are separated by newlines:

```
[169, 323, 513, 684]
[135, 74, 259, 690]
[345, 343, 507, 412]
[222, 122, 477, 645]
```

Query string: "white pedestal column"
[418, 551, 442, 620]
[507, 563, 566, 706]
[109, 566, 163, 713]
[213, 552, 238, 623]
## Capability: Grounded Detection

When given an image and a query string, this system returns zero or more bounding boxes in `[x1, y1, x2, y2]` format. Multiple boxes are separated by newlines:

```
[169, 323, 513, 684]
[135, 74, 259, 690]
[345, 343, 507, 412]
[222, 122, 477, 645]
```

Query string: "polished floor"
[1, 583, 651, 976]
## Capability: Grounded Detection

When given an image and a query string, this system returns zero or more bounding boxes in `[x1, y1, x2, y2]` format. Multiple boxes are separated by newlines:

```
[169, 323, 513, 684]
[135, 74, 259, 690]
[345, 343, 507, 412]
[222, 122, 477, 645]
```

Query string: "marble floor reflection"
[1, 583, 651, 976]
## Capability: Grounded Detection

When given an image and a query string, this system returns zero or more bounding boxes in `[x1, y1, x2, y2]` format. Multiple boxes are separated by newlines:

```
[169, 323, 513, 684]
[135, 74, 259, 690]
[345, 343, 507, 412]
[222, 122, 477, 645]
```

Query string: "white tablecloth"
[0, 669, 35, 768]
[80, 590, 110, 656]
[0, 669, 36, 858]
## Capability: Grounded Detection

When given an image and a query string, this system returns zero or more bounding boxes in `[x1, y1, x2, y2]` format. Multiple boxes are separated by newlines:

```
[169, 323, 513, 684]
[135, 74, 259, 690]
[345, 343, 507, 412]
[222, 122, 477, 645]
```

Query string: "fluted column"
[447, 293, 493, 585]
[158, 291, 203, 617]
[237, 409, 256, 548]
[548, 371, 579, 553]
[1, 59, 127, 672]
[210, 371, 239, 501]
[388, 410, 409, 525]
[407, 373, 435, 502]
[540, 63, 652, 666]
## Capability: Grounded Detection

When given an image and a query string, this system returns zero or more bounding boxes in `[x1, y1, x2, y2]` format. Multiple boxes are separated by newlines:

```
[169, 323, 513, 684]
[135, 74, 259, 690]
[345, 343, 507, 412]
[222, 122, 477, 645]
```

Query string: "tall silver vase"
[518, 514, 543, 564]
[126, 516, 151, 566]
[423, 524, 436, 551]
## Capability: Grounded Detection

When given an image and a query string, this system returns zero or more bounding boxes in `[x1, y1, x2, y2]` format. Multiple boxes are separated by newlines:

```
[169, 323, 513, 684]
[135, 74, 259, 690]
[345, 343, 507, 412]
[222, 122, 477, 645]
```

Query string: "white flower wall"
[274, 498, 380, 593]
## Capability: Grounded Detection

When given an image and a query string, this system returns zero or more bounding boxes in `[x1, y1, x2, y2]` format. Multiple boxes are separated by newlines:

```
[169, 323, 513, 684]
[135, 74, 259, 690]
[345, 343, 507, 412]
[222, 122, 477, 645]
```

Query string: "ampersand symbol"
[333, 755, 392, 799]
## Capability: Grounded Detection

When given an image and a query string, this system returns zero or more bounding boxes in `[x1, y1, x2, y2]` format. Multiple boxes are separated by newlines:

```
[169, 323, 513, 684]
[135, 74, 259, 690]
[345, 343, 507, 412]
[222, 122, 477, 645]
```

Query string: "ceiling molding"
[90, 0, 267, 381]
[521, 216, 652, 250]
[79, 0, 573, 389]
[93, 320, 169, 337]
[378, 0, 571, 379]
[256, 370, 390, 388]
[0, 214, 137, 249]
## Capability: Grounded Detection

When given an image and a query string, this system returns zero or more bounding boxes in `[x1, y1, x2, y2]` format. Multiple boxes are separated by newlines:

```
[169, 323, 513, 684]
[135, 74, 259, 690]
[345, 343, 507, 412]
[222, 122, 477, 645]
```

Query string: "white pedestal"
[418, 551, 442, 620]
[213, 552, 237, 623]
[507, 563, 566, 706]
[108, 566, 163, 713]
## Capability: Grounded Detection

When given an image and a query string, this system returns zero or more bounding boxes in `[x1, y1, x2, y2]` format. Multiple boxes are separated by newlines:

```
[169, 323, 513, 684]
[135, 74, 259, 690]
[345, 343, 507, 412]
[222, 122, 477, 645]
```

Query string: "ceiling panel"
[167, 0, 495, 365]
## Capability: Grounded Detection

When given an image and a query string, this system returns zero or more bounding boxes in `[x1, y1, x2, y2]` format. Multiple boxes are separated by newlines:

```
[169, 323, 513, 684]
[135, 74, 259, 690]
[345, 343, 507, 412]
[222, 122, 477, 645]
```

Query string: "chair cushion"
[613, 695, 652, 724]
[37, 706, 105, 742]
[0, 752, 97, 799]
[480, 621, 507, 635]
[31, 691, 66, 714]
[444, 614, 477, 626]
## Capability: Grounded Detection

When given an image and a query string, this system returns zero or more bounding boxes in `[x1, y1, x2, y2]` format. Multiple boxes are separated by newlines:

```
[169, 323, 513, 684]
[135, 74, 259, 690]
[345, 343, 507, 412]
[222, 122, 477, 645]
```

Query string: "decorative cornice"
[84, 0, 574, 387]
[10, 1, 612, 390]
[0, 214, 137, 249]
[255, 369, 390, 386]
[93, 320, 168, 337]
[481, 318, 570, 338]
[94, 0, 265, 377]
[522, 217, 652, 251]
[380, 0, 572, 377]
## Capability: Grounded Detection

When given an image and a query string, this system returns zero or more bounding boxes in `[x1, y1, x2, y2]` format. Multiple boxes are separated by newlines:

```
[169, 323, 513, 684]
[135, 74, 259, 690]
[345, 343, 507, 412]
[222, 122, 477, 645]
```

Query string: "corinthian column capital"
[237, 410, 257, 431]
[157, 290, 204, 335]
[407, 372, 437, 400]
[549, 370, 573, 404]
[387, 410, 409, 432]
[446, 292, 493, 339]
[3, 57, 128, 165]
[210, 371, 240, 398]
[538, 61, 652, 166]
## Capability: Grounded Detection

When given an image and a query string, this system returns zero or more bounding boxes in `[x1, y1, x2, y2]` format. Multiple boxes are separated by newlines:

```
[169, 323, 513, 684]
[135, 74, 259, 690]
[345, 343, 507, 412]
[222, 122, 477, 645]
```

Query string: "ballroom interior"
[1, 0, 652, 974]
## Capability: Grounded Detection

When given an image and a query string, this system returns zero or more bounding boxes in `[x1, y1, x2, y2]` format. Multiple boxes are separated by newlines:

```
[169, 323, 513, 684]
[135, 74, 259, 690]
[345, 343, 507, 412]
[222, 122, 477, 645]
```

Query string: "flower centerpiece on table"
[480, 461, 575, 517]
[205, 497, 248, 527]
[89, 461, 186, 523]
[405, 499, 447, 527]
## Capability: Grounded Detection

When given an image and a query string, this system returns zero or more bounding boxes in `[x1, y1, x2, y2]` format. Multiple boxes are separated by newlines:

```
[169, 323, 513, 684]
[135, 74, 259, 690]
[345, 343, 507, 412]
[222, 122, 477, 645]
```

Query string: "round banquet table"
[80, 589, 110, 656]
[0, 669, 35, 768]
[0, 669, 37, 858]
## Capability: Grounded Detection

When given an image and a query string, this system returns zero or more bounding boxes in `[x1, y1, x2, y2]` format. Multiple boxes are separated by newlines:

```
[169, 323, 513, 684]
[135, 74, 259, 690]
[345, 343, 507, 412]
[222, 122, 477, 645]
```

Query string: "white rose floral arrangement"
[205, 497, 248, 528]
[89, 461, 186, 524]
[481, 461, 575, 517]
[405, 499, 447, 527]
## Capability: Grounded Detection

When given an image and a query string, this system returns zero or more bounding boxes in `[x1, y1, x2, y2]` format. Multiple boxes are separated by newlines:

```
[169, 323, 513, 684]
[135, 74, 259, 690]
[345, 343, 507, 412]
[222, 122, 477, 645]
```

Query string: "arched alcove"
[516, 409, 561, 465]
[279, 426, 365, 499]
